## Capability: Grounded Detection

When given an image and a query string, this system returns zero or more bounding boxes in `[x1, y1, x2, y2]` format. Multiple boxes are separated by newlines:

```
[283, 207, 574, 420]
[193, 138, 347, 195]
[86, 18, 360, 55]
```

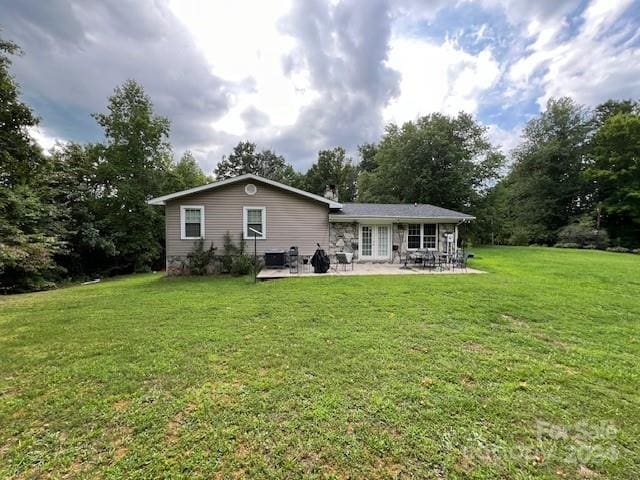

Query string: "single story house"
[148, 174, 474, 273]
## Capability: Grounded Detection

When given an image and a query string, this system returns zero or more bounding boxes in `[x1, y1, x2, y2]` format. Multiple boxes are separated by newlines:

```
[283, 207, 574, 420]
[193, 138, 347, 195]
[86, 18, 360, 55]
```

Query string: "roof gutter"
[329, 215, 476, 223]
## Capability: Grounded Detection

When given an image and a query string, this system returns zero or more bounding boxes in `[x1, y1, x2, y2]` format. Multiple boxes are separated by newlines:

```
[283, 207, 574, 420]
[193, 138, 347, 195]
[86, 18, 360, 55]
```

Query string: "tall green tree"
[357, 113, 503, 210]
[357, 142, 378, 173]
[164, 150, 210, 192]
[302, 147, 358, 202]
[594, 99, 639, 126]
[49, 142, 117, 277]
[587, 111, 640, 246]
[92, 79, 172, 272]
[214, 141, 301, 185]
[503, 98, 593, 244]
[0, 38, 66, 292]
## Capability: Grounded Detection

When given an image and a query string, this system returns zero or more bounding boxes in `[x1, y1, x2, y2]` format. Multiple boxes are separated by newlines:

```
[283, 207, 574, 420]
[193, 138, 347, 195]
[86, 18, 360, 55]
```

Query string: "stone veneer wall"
[167, 255, 188, 275]
[329, 222, 459, 263]
[392, 223, 406, 263]
[328, 222, 359, 259]
[329, 222, 409, 263]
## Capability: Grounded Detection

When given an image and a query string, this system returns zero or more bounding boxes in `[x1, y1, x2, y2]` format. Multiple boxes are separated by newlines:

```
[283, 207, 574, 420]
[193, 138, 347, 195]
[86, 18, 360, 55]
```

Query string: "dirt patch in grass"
[113, 399, 131, 413]
[534, 332, 572, 350]
[373, 457, 405, 478]
[459, 373, 476, 389]
[578, 465, 600, 478]
[502, 314, 528, 328]
[464, 341, 490, 353]
[166, 411, 184, 444]
[421, 376, 436, 387]
[109, 425, 133, 463]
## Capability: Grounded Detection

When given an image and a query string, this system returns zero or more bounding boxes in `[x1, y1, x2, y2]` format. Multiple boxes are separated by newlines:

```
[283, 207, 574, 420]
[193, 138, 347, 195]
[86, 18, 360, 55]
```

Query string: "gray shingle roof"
[333, 203, 474, 219]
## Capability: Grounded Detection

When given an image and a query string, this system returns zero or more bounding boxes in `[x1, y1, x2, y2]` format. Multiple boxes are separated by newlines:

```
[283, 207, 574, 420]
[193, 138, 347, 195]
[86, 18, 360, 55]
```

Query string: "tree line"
[1, 36, 638, 292]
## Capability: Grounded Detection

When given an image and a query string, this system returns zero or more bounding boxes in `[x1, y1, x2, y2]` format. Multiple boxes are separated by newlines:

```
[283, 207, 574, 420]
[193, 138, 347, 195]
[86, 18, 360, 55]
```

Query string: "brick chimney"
[324, 184, 339, 202]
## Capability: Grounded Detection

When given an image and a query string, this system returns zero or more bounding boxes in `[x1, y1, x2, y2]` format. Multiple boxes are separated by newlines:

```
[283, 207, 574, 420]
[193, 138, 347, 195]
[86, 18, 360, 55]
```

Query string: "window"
[408, 224, 421, 249]
[180, 206, 204, 240]
[243, 207, 266, 239]
[407, 223, 438, 250]
[423, 224, 437, 249]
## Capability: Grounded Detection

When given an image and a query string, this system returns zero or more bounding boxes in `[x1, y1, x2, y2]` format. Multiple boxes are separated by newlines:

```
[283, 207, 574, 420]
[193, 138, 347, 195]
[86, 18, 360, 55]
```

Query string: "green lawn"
[1, 247, 639, 479]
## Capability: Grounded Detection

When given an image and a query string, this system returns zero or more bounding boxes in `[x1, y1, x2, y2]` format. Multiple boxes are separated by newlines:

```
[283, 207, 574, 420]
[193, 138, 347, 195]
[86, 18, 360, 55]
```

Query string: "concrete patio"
[257, 263, 485, 280]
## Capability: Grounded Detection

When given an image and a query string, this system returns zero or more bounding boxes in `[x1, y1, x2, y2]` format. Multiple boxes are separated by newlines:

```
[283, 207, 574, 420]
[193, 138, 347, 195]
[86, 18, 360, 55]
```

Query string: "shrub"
[633, 249, 640, 255]
[222, 231, 238, 273]
[231, 254, 253, 276]
[583, 244, 597, 250]
[606, 246, 631, 253]
[508, 228, 530, 246]
[554, 242, 580, 249]
[187, 240, 217, 275]
[557, 218, 609, 248]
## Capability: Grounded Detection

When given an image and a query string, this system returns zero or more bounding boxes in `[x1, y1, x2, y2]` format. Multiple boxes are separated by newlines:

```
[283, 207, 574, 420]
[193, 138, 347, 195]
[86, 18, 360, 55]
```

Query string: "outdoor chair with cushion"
[335, 252, 354, 271]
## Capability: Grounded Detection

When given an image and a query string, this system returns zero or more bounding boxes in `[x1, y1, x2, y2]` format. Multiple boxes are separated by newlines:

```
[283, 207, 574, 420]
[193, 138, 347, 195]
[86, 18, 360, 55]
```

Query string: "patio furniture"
[452, 251, 468, 271]
[335, 252, 354, 271]
[423, 251, 436, 270]
[288, 246, 299, 274]
[300, 254, 312, 273]
[404, 250, 426, 268]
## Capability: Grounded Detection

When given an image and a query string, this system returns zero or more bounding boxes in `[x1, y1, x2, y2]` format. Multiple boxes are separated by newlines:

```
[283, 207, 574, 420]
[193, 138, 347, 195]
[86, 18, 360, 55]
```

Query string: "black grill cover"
[311, 246, 330, 273]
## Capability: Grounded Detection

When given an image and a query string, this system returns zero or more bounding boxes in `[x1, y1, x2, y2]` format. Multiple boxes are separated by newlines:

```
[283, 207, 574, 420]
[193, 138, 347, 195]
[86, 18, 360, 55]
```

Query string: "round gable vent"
[245, 183, 257, 195]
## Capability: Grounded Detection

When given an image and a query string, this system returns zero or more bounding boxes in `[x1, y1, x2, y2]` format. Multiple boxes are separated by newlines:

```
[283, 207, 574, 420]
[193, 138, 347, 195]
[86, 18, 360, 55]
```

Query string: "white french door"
[360, 224, 391, 260]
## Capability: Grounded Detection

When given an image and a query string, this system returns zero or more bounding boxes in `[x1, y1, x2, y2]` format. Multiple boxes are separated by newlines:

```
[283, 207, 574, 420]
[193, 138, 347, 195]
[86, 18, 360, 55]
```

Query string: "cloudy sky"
[1, 0, 639, 173]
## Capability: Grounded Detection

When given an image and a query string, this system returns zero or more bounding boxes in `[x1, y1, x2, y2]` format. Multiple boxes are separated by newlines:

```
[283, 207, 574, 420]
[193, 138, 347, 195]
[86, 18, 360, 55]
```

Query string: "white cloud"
[29, 126, 64, 152]
[383, 37, 501, 125]
[168, 0, 317, 137]
[507, 0, 640, 109]
[4, 0, 639, 174]
[486, 123, 522, 157]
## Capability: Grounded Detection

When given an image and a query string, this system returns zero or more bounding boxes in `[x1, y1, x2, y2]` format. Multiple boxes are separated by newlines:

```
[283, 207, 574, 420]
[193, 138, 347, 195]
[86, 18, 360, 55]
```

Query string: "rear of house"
[148, 174, 474, 274]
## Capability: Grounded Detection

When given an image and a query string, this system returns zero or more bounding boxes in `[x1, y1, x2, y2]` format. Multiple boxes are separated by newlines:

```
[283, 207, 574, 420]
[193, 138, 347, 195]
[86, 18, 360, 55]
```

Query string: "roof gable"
[148, 174, 342, 208]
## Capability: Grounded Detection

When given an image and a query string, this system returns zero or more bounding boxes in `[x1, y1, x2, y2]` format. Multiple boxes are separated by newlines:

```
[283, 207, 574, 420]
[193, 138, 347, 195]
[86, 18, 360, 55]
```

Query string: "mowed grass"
[1, 247, 639, 479]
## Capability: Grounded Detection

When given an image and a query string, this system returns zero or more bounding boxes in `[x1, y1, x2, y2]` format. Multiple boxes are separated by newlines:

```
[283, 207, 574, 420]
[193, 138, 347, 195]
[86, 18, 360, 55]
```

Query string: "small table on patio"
[403, 251, 427, 269]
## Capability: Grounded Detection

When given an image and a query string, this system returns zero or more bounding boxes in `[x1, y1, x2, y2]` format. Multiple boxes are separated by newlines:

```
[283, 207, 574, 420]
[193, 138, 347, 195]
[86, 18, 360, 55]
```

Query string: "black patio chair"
[423, 251, 436, 270]
[452, 251, 468, 271]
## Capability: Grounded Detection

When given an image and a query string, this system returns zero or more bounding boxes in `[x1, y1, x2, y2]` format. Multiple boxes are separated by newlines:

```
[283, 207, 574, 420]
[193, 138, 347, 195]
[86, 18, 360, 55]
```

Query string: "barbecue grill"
[264, 249, 286, 268]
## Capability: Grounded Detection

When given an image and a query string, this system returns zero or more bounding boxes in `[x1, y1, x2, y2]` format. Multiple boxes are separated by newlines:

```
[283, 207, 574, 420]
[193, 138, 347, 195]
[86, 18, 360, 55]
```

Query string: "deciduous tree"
[503, 98, 593, 244]
[92, 79, 172, 272]
[357, 113, 503, 210]
[0, 38, 66, 292]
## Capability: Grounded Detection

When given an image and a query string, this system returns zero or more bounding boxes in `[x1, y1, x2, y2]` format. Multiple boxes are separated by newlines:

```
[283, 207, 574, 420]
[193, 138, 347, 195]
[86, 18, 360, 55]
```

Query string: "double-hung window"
[244, 207, 266, 239]
[180, 206, 204, 240]
[407, 223, 438, 250]
[423, 224, 437, 249]
[407, 224, 421, 249]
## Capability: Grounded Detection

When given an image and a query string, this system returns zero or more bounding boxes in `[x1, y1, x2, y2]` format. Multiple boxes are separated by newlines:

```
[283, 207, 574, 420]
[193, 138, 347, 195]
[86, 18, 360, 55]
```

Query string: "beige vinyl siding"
[165, 180, 330, 258]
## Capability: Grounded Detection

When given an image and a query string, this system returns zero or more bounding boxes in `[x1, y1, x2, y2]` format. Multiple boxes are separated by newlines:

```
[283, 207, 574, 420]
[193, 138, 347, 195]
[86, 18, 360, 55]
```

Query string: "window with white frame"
[423, 224, 437, 249]
[180, 206, 204, 240]
[407, 223, 438, 250]
[244, 207, 266, 239]
[407, 224, 421, 249]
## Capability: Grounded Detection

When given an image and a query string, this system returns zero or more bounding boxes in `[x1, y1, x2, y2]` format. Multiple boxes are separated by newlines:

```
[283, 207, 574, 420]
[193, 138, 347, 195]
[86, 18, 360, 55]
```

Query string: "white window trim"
[406, 223, 439, 251]
[180, 205, 205, 240]
[243, 206, 266, 240]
